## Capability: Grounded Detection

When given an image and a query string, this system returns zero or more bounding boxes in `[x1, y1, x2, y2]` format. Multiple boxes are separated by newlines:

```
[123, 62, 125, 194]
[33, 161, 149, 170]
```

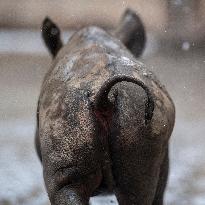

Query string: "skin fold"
[35, 8, 175, 205]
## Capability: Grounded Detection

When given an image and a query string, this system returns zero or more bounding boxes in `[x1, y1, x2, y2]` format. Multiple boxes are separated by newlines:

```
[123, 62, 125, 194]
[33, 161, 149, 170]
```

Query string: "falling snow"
[182, 42, 190, 51]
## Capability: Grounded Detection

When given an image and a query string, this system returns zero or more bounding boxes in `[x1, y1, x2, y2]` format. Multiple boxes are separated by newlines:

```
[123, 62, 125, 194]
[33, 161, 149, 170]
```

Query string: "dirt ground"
[0, 30, 205, 205]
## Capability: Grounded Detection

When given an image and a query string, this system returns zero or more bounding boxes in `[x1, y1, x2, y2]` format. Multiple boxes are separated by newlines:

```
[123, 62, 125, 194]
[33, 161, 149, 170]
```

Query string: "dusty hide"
[36, 9, 175, 205]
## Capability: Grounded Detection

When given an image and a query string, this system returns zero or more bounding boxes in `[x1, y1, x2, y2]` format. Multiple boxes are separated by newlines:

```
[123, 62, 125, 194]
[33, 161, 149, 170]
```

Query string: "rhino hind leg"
[152, 147, 169, 205]
[35, 128, 42, 161]
[115, 189, 140, 205]
[42, 17, 63, 57]
[109, 83, 165, 205]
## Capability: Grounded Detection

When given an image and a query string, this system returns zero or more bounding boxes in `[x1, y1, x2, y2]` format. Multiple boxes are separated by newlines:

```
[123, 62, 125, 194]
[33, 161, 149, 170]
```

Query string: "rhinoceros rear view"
[35, 9, 175, 205]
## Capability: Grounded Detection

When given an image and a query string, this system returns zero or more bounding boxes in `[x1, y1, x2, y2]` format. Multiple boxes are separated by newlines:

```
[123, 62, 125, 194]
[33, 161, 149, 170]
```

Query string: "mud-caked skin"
[36, 9, 175, 205]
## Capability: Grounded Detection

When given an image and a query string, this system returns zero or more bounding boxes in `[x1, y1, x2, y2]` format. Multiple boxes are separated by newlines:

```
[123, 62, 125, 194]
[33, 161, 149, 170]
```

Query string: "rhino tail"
[94, 75, 154, 124]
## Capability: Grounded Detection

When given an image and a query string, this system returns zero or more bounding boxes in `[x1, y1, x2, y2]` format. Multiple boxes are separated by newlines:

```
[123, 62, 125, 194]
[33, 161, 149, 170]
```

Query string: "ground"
[0, 30, 205, 205]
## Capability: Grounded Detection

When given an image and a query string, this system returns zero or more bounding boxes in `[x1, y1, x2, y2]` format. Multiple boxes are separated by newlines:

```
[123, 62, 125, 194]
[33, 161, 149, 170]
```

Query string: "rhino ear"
[115, 8, 146, 57]
[41, 17, 63, 57]
[94, 75, 154, 124]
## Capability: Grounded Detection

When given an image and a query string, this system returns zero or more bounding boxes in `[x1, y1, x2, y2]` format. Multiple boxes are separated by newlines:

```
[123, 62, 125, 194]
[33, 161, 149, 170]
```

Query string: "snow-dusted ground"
[0, 30, 205, 204]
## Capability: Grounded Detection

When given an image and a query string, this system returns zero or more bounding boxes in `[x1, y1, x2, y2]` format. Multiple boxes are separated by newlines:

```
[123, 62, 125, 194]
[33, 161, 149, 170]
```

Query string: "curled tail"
[94, 75, 154, 124]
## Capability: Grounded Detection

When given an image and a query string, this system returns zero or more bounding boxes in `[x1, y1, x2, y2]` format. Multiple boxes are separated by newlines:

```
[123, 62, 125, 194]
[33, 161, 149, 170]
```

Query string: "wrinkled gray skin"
[35, 9, 175, 205]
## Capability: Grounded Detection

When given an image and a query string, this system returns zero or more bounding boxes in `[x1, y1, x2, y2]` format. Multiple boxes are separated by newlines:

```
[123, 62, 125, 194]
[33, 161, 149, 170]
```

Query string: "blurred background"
[0, 0, 205, 204]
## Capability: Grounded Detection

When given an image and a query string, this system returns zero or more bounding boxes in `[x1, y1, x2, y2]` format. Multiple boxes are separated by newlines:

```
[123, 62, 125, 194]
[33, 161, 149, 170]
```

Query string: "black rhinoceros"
[35, 9, 175, 205]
